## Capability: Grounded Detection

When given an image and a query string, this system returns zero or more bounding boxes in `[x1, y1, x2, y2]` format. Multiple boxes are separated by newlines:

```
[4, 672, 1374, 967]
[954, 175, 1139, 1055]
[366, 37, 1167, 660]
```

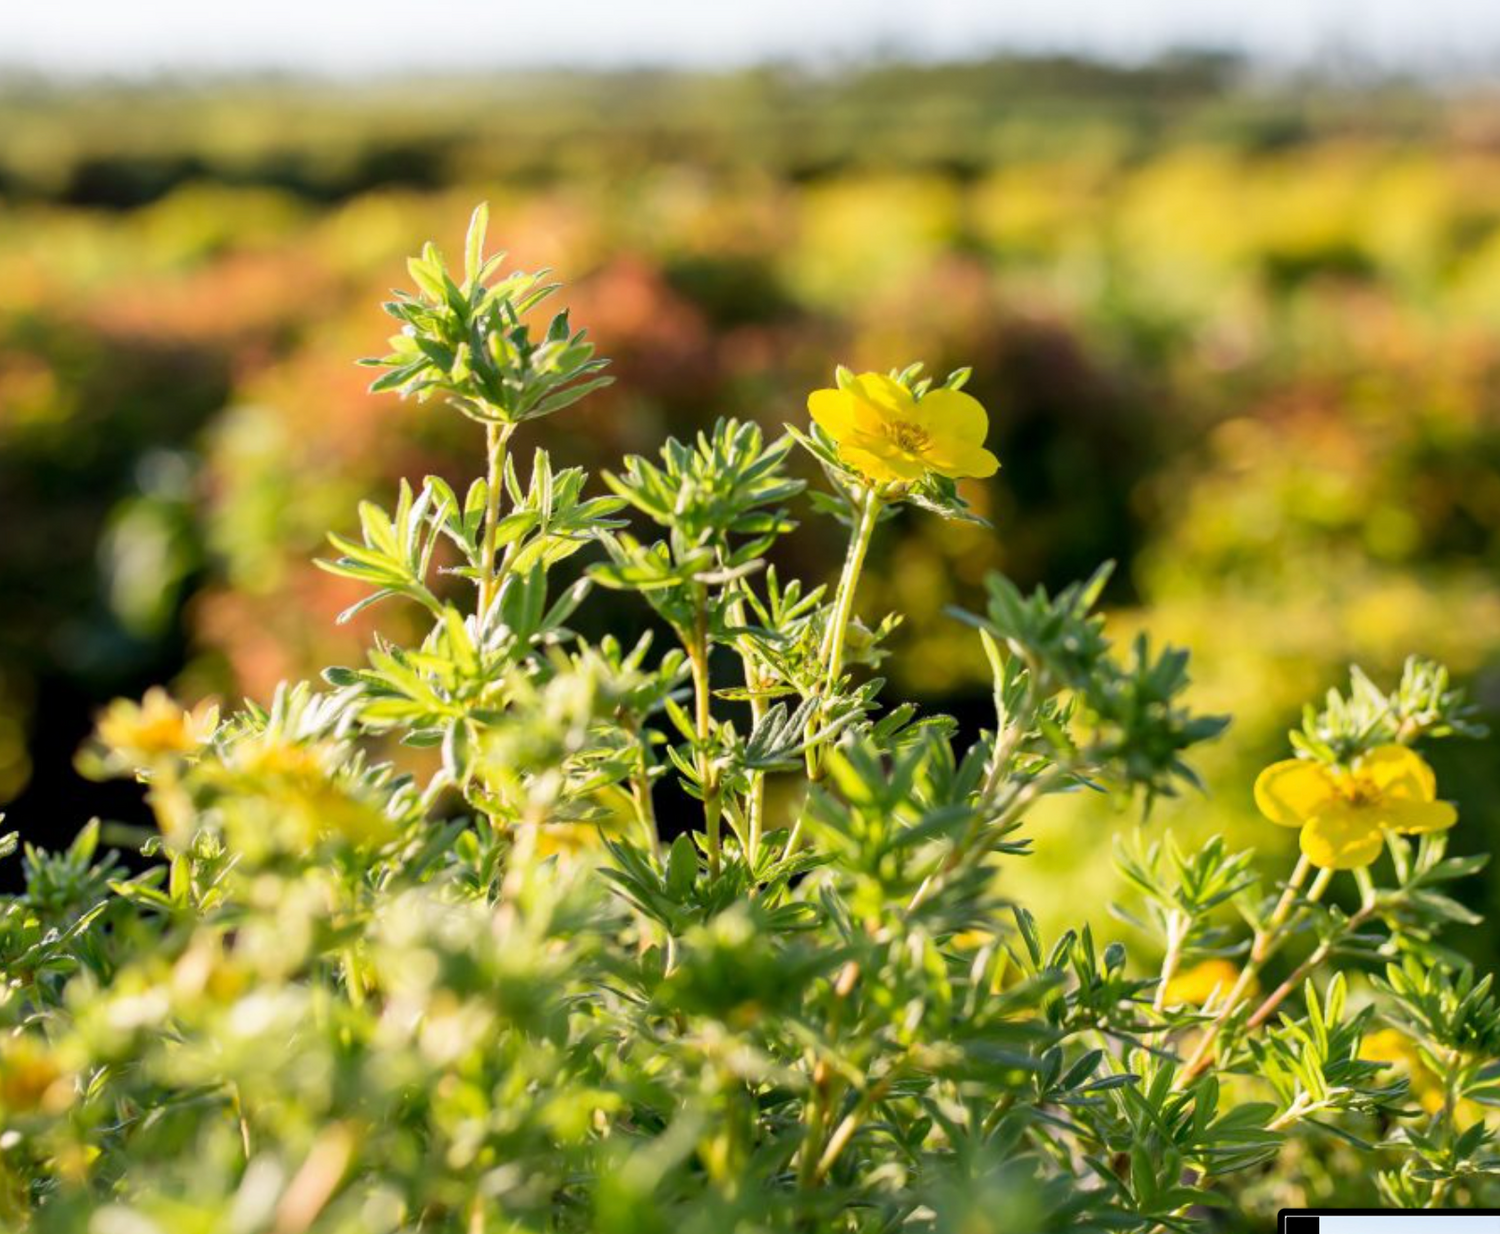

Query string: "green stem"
[812, 1072, 895, 1184]
[797, 1075, 828, 1196]
[819, 486, 882, 701]
[745, 736, 766, 869]
[784, 487, 883, 863]
[1253, 854, 1313, 963]
[1153, 911, 1188, 1016]
[477, 421, 514, 615]
[797, 963, 863, 1198]
[730, 586, 768, 868]
[629, 724, 659, 859]
[690, 597, 722, 876]
[472, 421, 516, 840]
[979, 1090, 1018, 1140]
[982, 712, 1028, 797]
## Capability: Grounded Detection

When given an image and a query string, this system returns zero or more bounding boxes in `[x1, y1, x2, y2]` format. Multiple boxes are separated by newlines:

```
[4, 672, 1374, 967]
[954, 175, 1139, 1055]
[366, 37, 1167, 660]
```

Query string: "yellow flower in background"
[1359, 1027, 1414, 1070]
[949, 929, 990, 950]
[225, 736, 395, 853]
[1359, 1028, 1481, 1125]
[95, 687, 216, 766]
[0, 1035, 72, 1118]
[809, 371, 999, 485]
[1164, 958, 1253, 1007]
[1254, 745, 1457, 871]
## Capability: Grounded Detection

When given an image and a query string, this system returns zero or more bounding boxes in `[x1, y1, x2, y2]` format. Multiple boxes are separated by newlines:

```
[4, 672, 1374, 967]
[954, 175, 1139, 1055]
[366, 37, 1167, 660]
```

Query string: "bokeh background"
[5, 2, 1500, 955]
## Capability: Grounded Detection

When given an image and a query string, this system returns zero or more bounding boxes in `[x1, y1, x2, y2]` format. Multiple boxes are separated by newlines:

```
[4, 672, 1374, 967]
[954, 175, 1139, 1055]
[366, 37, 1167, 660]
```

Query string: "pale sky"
[5, 0, 1500, 78]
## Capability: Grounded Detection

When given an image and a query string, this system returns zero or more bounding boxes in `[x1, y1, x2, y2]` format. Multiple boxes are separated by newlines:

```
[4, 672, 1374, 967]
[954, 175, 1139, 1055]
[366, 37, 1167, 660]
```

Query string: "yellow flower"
[1360, 1028, 1481, 1125]
[1254, 744, 1457, 871]
[808, 371, 999, 486]
[222, 736, 395, 853]
[1164, 958, 1254, 1007]
[0, 1036, 72, 1118]
[1359, 1027, 1413, 1069]
[89, 688, 217, 777]
[949, 929, 992, 950]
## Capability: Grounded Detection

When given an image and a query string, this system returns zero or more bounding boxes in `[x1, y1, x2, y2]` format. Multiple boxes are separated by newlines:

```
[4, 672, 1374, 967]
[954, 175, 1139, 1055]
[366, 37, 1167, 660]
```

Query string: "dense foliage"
[3, 212, 1499, 1231]
[5, 67, 1500, 986]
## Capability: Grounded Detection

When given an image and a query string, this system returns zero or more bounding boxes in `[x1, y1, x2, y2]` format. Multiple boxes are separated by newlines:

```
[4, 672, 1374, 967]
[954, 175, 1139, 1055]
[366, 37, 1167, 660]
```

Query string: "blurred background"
[5, 1, 1500, 955]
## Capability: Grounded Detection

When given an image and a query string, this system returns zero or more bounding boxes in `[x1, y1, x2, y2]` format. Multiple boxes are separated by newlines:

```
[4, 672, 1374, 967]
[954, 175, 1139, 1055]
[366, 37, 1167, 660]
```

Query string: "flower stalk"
[477, 420, 516, 614]
[784, 484, 883, 862]
[820, 485, 882, 697]
[689, 591, 723, 876]
[805, 484, 881, 786]
[730, 586, 769, 866]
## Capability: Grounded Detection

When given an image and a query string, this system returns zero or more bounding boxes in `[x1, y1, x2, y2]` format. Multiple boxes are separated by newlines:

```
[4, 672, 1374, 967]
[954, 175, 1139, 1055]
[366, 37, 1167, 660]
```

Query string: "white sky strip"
[5, 0, 1500, 77]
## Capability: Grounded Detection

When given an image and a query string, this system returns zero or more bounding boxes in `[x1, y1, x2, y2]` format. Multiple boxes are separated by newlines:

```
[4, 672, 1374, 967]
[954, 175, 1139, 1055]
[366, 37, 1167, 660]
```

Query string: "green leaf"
[443, 719, 473, 783]
[667, 834, 697, 898]
[465, 201, 490, 287]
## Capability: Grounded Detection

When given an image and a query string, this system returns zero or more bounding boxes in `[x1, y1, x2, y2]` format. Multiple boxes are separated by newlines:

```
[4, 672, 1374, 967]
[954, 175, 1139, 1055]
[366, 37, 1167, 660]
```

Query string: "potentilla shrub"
[3, 207, 1498, 1233]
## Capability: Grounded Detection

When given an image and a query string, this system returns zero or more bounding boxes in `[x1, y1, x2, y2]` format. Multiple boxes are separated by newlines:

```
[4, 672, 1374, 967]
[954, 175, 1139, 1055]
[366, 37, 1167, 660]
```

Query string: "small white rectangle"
[1319, 1219, 1500, 1234]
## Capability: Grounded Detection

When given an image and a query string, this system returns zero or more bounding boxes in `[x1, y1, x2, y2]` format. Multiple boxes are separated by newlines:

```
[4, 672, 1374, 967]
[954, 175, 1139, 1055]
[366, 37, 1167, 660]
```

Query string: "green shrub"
[3, 206, 1497, 1232]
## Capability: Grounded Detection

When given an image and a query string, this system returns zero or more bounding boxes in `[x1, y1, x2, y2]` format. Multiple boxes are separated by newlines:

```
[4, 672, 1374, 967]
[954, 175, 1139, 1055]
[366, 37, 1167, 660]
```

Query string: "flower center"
[1338, 772, 1378, 806]
[883, 419, 930, 455]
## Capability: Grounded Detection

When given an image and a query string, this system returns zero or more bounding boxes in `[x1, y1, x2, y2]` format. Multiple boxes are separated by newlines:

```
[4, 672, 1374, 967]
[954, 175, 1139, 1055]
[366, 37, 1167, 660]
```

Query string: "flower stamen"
[883, 419, 930, 455]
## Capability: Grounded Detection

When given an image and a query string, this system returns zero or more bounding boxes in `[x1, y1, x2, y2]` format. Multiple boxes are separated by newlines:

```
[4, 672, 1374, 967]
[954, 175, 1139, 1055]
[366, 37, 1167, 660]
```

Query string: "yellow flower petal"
[1164, 958, 1248, 1007]
[808, 388, 879, 441]
[1300, 803, 1385, 870]
[908, 387, 989, 443]
[922, 440, 1000, 479]
[1358, 744, 1437, 803]
[837, 443, 926, 485]
[1253, 759, 1337, 827]
[1376, 798, 1458, 836]
[846, 372, 916, 419]
[1358, 1028, 1412, 1066]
